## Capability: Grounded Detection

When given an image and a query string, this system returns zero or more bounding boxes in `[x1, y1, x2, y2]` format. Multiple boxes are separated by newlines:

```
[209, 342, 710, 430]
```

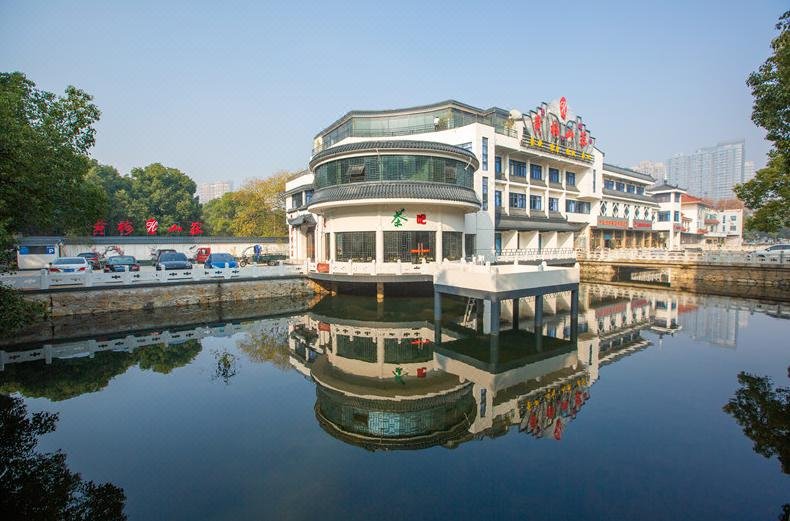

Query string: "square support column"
[489, 299, 500, 366]
[570, 286, 579, 344]
[534, 294, 543, 334]
[434, 290, 442, 345]
[512, 298, 520, 331]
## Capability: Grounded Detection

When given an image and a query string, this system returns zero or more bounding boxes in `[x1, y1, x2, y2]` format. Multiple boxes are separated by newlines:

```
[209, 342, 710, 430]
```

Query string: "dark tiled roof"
[648, 182, 686, 192]
[308, 181, 480, 207]
[495, 213, 585, 232]
[602, 163, 656, 182]
[602, 188, 659, 205]
[309, 140, 479, 170]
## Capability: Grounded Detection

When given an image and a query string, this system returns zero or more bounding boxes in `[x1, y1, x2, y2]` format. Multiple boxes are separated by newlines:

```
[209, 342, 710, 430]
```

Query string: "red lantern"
[559, 96, 568, 120]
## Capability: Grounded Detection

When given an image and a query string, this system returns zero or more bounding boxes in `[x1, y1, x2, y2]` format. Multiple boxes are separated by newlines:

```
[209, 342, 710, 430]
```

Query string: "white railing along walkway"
[492, 248, 577, 264]
[0, 263, 303, 291]
[306, 259, 437, 276]
[579, 248, 789, 266]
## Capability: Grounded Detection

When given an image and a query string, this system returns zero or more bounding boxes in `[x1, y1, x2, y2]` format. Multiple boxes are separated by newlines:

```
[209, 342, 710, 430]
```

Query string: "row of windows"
[495, 192, 589, 213]
[501, 160, 577, 186]
[290, 189, 314, 209]
[653, 192, 682, 203]
[657, 211, 681, 222]
[334, 231, 463, 262]
[600, 202, 654, 220]
[603, 178, 645, 195]
[314, 154, 475, 188]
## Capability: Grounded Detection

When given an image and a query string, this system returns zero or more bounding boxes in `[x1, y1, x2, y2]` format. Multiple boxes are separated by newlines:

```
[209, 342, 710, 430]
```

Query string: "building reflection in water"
[1, 285, 785, 447]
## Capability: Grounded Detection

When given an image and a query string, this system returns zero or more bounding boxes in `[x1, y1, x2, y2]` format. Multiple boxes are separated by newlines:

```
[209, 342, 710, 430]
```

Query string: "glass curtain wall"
[314, 155, 474, 189]
[442, 232, 462, 261]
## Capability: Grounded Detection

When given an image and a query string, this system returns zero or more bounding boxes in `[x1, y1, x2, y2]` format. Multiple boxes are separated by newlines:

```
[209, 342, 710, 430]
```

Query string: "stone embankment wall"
[580, 261, 790, 301]
[22, 276, 324, 317]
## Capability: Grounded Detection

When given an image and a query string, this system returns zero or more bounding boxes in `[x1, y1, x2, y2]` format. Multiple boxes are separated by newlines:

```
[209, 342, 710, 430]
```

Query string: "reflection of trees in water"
[211, 350, 239, 384]
[0, 340, 202, 401]
[0, 394, 126, 520]
[723, 371, 790, 474]
[236, 319, 291, 371]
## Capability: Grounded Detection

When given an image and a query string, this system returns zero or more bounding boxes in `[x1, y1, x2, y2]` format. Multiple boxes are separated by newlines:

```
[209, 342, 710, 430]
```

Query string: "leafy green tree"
[232, 172, 289, 237]
[203, 192, 240, 235]
[735, 12, 790, 232]
[85, 163, 133, 227]
[723, 371, 790, 474]
[125, 163, 201, 232]
[0, 285, 47, 333]
[0, 394, 127, 520]
[0, 71, 104, 238]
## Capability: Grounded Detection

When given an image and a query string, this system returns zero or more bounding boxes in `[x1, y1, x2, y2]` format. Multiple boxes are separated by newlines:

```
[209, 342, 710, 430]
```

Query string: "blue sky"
[1, 0, 784, 184]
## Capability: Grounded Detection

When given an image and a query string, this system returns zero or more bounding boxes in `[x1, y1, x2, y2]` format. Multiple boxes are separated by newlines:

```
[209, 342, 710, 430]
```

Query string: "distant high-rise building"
[197, 181, 234, 203]
[666, 140, 745, 200]
[632, 160, 666, 180]
[743, 160, 755, 184]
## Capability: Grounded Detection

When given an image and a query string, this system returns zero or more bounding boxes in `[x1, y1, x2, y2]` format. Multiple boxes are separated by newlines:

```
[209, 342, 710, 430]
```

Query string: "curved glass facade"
[314, 154, 474, 189]
[318, 105, 510, 150]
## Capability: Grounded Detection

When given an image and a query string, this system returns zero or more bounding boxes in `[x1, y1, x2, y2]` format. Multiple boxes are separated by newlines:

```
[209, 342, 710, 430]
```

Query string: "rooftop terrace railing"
[578, 248, 789, 265]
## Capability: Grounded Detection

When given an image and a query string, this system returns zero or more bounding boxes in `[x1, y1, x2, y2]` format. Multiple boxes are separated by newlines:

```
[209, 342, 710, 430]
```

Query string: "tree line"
[0, 71, 289, 246]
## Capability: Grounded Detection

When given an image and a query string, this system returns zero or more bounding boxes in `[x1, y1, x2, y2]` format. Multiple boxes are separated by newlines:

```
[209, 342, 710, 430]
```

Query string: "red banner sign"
[597, 217, 628, 229]
[632, 219, 653, 230]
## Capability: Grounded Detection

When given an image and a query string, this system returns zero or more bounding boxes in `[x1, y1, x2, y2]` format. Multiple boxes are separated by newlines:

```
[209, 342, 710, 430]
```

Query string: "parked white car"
[48, 256, 93, 273]
[750, 244, 790, 260]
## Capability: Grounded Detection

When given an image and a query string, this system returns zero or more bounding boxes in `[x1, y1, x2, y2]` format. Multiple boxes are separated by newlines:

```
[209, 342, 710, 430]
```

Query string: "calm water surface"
[2, 284, 788, 520]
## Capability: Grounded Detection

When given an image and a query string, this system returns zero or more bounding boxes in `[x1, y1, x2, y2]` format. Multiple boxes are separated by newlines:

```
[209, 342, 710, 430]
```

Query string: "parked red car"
[77, 251, 101, 270]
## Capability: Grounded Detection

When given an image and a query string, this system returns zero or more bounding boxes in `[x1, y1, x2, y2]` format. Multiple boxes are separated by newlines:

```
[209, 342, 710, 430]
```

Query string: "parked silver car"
[751, 244, 790, 260]
[49, 256, 93, 273]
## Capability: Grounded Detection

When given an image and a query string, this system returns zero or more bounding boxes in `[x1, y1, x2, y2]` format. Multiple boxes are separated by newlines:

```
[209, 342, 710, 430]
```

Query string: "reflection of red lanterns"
[553, 418, 564, 440]
[547, 404, 555, 419]
[318, 322, 331, 332]
[416, 367, 427, 378]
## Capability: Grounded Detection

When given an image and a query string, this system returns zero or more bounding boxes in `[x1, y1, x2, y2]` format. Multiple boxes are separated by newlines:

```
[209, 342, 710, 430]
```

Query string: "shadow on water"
[0, 394, 127, 520]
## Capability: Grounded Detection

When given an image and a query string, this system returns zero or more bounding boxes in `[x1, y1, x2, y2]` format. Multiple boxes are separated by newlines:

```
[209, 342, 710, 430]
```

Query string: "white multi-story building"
[286, 98, 601, 265]
[666, 140, 745, 200]
[197, 181, 234, 203]
[285, 100, 744, 265]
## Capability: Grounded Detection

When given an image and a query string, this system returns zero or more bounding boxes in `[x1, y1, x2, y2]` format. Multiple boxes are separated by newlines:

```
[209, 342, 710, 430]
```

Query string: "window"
[636, 186, 644, 195]
[549, 168, 560, 183]
[730, 225, 736, 231]
[495, 233, 502, 254]
[653, 193, 671, 203]
[336, 232, 376, 262]
[481, 137, 488, 171]
[658, 211, 671, 222]
[465, 234, 476, 258]
[442, 231, 463, 261]
[548, 197, 559, 212]
[612, 203, 619, 215]
[593, 169, 597, 192]
[482, 177, 489, 210]
[291, 192, 303, 208]
[730, 215, 737, 221]
[495, 156, 502, 174]
[494, 190, 502, 208]
[600, 202, 607, 215]
[304, 189, 314, 204]
[604, 178, 615, 190]
[509, 160, 527, 177]
[530, 164, 543, 180]
[529, 195, 542, 210]
[624, 205, 630, 217]
[566, 172, 576, 186]
[566, 200, 591, 214]
[674, 211, 680, 222]
[383, 231, 435, 262]
[627, 184, 636, 193]
[674, 193, 680, 202]
[615, 181, 625, 192]
[510, 192, 526, 208]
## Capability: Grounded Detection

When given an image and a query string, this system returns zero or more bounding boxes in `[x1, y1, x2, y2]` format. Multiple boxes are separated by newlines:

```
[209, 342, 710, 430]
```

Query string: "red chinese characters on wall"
[145, 218, 159, 235]
[189, 221, 203, 236]
[92, 220, 107, 236]
[167, 223, 183, 234]
[117, 220, 134, 236]
[416, 213, 427, 224]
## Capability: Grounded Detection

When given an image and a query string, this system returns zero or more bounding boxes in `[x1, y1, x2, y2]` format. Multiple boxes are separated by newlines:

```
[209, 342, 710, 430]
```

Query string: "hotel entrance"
[384, 231, 436, 263]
